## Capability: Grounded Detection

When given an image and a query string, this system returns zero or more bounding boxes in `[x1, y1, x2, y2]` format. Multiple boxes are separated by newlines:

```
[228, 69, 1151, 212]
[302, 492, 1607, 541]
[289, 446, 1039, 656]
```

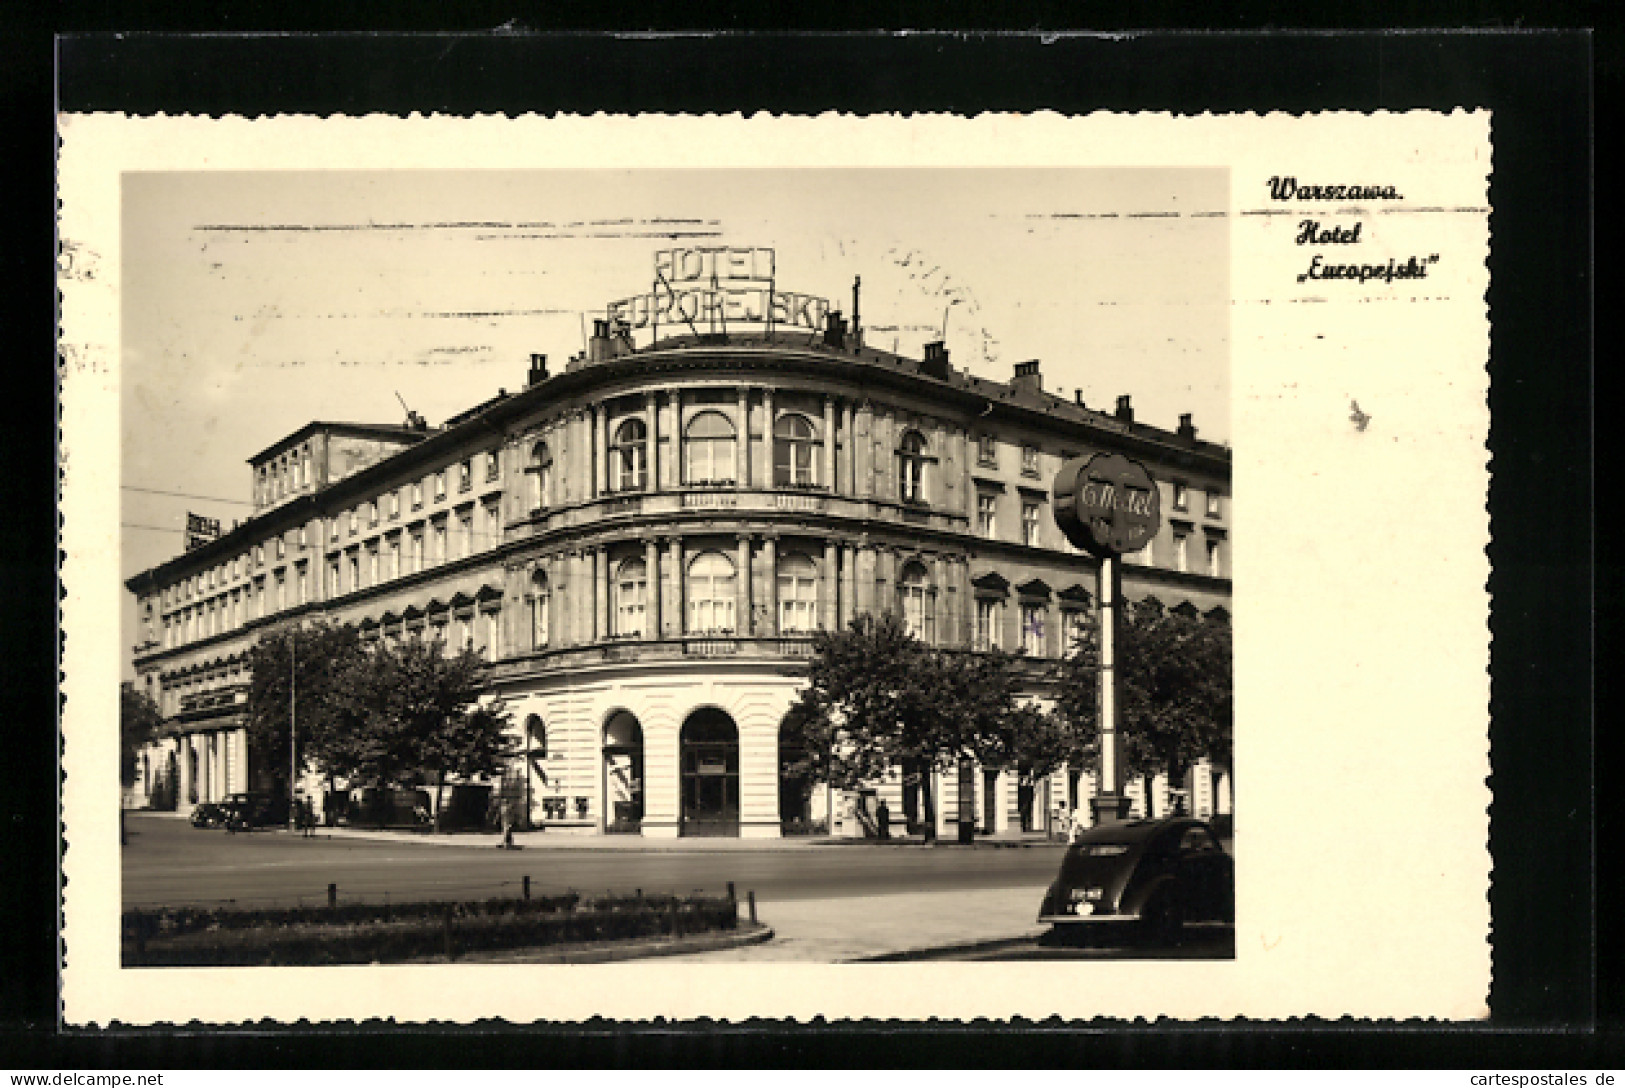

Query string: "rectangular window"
[486, 449, 501, 481]
[433, 519, 447, 564]
[1207, 538, 1221, 577]
[1022, 501, 1041, 547]
[483, 502, 500, 549]
[1021, 444, 1040, 476]
[276, 537, 286, 559]
[297, 562, 308, 605]
[368, 545, 379, 586]
[459, 460, 472, 492]
[1021, 604, 1046, 656]
[1062, 610, 1090, 658]
[978, 493, 998, 538]
[329, 517, 339, 541]
[412, 481, 423, 509]
[348, 553, 360, 590]
[1206, 490, 1222, 518]
[1174, 533, 1189, 573]
[328, 560, 340, 597]
[484, 610, 501, 660]
[368, 501, 378, 527]
[977, 433, 998, 466]
[275, 572, 286, 612]
[975, 599, 1001, 651]
[1173, 483, 1188, 511]
[349, 509, 359, 535]
[435, 472, 447, 501]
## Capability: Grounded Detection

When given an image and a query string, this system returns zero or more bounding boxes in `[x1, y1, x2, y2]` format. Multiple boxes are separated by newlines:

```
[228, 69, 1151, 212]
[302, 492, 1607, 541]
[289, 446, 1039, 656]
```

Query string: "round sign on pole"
[1052, 452, 1162, 558]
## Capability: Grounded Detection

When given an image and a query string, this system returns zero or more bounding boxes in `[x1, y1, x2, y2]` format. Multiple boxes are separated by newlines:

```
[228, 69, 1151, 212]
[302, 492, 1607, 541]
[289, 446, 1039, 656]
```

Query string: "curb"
[423, 922, 776, 964]
[844, 928, 1049, 963]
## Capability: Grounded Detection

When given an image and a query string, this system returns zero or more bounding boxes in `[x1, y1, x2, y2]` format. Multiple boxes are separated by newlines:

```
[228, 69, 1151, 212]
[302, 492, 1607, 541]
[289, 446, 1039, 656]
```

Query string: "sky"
[120, 167, 1229, 673]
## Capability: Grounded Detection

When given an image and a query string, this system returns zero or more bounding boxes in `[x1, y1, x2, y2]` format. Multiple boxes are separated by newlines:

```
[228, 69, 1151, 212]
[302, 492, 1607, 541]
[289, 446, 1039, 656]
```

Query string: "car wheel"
[1142, 892, 1186, 946]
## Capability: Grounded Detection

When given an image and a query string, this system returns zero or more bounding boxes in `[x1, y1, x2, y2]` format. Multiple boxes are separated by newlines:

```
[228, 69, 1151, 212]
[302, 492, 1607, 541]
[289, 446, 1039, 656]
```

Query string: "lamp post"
[288, 628, 298, 833]
[1052, 453, 1161, 826]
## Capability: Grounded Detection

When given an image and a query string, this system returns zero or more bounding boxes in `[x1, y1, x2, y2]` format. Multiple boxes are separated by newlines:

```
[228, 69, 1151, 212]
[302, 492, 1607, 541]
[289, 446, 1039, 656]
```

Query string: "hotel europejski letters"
[124, 250, 1233, 839]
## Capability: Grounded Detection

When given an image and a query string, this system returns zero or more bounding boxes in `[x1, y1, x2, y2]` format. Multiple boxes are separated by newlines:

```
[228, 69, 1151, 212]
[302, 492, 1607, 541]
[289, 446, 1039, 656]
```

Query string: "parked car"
[219, 792, 288, 831]
[189, 801, 226, 829]
[1037, 816, 1234, 944]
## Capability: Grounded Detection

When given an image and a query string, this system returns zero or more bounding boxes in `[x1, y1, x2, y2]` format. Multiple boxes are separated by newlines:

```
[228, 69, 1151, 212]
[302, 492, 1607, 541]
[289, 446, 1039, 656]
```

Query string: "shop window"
[686, 551, 736, 633]
[615, 558, 648, 637]
[773, 413, 819, 487]
[685, 411, 737, 485]
[898, 430, 928, 504]
[777, 554, 819, 633]
[612, 418, 649, 492]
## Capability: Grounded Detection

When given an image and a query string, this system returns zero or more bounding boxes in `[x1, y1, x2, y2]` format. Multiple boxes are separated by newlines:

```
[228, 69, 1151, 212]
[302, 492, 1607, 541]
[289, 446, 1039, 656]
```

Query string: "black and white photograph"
[114, 167, 1234, 966]
[57, 109, 1495, 1024]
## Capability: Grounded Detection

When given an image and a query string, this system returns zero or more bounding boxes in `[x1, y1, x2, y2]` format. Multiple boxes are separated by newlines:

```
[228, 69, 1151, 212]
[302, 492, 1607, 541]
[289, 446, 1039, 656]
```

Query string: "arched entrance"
[602, 711, 644, 834]
[680, 708, 740, 837]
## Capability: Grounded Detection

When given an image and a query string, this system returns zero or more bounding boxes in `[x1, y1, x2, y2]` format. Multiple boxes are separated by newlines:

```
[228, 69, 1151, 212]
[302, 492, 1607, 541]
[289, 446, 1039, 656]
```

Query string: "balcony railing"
[486, 635, 818, 678]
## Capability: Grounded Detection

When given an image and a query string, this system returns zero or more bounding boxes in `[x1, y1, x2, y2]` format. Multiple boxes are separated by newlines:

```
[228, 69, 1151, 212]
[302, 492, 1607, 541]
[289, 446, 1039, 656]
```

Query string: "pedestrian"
[875, 797, 891, 840]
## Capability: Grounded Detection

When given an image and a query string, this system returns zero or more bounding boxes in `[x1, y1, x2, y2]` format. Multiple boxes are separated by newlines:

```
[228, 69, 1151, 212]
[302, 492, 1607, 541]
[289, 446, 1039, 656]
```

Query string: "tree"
[783, 612, 1038, 841]
[1053, 597, 1232, 814]
[337, 637, 516, 830]
[120, 683, 164, 791]
[244, 620, 367, 803]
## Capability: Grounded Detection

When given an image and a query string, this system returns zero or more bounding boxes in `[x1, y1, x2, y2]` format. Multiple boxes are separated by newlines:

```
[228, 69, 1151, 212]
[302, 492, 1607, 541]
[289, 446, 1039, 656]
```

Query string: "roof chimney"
[920, 340, 950, 379]
[823, 309, 849, 349]
[1177, 412, 1197, 439]
[587, 319, 612, 363]
[1115, 395, 1134, 423]
[1074, 389, 1086, 408]
[1011, 360, 1042, 396]
[528, 353, 549, 387]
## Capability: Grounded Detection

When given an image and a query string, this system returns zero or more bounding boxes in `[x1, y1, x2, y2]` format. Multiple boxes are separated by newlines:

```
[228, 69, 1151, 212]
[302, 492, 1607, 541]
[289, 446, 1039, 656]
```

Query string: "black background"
[3, 11, 1603, 1070]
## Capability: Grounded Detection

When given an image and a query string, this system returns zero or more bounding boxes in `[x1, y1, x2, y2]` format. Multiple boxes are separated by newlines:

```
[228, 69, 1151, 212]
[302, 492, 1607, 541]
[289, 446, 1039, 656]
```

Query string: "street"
[122, 813, 1065, 911]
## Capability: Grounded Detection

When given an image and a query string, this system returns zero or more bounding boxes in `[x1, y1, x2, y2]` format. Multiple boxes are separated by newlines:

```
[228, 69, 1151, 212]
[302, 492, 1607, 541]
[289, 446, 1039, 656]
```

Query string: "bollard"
[443, 908, 455, 961]
[727, 881, 736, 902]
[748, 890, 757, 924]
[328, 883, 337, 910]
[522, 875, 531, 900]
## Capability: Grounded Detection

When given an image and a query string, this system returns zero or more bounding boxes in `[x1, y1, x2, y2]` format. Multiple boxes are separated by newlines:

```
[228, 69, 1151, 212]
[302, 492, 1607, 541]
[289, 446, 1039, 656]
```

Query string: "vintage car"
[1037, 816, 1234, 944]
[188, 801, 227, 828]
[219, 791, 288, 831]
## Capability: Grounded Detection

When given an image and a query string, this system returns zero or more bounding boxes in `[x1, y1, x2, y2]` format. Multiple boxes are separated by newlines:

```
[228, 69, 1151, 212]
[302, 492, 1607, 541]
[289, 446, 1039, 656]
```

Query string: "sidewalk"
[281, 822, 1064, 852]
[661, 885, 1051, 962]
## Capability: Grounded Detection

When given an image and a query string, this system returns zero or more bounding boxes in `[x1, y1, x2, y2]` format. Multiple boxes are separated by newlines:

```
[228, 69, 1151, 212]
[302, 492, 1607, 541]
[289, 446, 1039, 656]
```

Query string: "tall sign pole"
[288, 630, 298, 833]
[1052, 453, 1161, 826]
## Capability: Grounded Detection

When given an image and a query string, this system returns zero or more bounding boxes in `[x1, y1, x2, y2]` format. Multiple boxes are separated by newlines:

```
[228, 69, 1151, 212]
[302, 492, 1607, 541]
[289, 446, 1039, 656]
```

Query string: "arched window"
[773, 413, 818, 487]
[899, 561, 935, 643]
[525, 713, 547, 759]
[686, 551, 736, 634]
[685, 410, 737, 485]
[529, 570, 550, 650]
[614, 558, 648, 637]
[898, 430, 928, 504]
[528, 442, 552, 511]
[611, 418, 648, 492]
[777, 554, 819, 633]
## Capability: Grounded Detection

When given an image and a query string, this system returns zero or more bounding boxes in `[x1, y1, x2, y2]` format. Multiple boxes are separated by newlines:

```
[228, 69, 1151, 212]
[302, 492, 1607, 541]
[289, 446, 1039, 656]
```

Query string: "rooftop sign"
[607, 247, 832, 337]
